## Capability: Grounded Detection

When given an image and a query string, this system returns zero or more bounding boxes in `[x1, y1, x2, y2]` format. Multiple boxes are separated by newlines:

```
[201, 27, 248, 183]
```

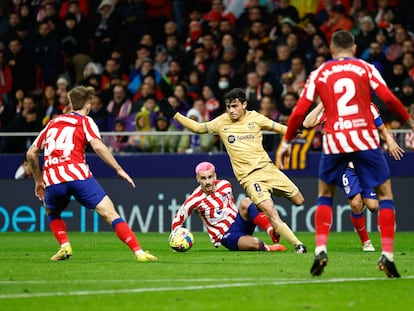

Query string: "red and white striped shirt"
[33, 112, 101, 187]
[171, 179, 238, 247]
[286, 57, 409, 154]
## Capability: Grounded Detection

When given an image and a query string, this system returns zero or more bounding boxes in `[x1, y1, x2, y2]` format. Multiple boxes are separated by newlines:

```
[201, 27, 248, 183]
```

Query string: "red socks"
[49, 219, 69, 245]
[113, 219, 141, 253]
[315, 198, 333, 247]
[378, 203, 395, 253]
[350, 212, 369, 244]
[253, 212, 272, 232]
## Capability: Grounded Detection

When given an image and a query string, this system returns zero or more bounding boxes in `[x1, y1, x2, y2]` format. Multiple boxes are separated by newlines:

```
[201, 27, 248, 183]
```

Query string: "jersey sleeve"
[171, 196, 197, 231]
[83, 116, 102, 142]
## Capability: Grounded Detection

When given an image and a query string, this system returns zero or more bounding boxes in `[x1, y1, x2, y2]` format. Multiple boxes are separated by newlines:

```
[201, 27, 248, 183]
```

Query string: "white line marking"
[1, 276, 413, 299]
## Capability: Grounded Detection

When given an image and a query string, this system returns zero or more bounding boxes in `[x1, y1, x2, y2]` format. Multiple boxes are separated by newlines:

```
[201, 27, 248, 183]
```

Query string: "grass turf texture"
[1, 231, 413, 311]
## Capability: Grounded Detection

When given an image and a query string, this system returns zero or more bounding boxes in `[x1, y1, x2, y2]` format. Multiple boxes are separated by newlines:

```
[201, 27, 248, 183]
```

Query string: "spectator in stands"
[270, 43, 291, 82]
[160, 58, 183, 97]
[89, 94, 113, 132]
[33, 19, 64, 87]
[3, 12, 22, 44]
[280, 55, 306, 95]
[8, 95, 42, 152]
[177, 103, 215, 154]
[60, 12, 92, 84]
[272, 0, 300, 24]
[386, 26, 410, 62]
[90, 0, 121, 64]
[364, 41, 392, 77]
[355, 15, 377, 57]
[106, 84, 133, 120]
[40, 85, 60, 127]
[125, 111, 151, 153]
[401, 51, 414, 76]
[146, 0, 173, 45]
[56, 75, 70, 97]
[138, 95, 160, 127]
[319, 4, 354, 43]
[201, 84, 220, 120]
[107, 118, 129, 153]
[397, 77, 414, 108]
[0, 50, 13, 107]
[142, 111, 180, 153]
[173, 82, 192, 114]
[277, 91, 298, 125]
[386, 60, 409, 94]
[245, 70, 262, 111]
[154, 44, 171, 76]
[101, 57, 129, 91]
[7, 36, 35, 94]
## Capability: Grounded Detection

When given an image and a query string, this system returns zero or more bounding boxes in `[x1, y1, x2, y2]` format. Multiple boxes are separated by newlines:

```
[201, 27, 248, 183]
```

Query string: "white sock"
[382, 252, 394, 262]
[315, 245, 327, 255]
[135, 250, 145, 255]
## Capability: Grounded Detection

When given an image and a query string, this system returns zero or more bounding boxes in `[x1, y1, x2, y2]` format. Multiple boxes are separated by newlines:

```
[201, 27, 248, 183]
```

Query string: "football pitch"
[1, 231, 413, 311]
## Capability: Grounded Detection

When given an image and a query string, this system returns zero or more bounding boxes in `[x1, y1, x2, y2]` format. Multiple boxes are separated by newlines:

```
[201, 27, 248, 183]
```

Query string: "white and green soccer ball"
[169, 227, 194, 252]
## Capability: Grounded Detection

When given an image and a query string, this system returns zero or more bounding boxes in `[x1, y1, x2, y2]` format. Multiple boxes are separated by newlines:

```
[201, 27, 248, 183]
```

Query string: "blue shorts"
[221, 213, 256, 251]
[320, 148, 390, 191]
[44, 177, 107, 213]
[338, 167, 377, 200]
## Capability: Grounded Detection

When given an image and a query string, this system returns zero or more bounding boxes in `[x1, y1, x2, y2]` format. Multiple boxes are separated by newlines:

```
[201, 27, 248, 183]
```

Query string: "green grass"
[1, 231, 413, 311]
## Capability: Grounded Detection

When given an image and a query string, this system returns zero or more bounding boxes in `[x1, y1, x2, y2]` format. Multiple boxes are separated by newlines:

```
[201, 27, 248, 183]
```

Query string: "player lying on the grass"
[302, 102, 404, 252]
[26, 86, 157, 262]
[171, 162, 286, 251]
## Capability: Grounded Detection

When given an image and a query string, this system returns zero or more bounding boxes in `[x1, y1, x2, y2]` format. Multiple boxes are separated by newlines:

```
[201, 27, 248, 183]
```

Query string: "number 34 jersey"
[290, 57, 409, 154]
[33, 112, 101, 187]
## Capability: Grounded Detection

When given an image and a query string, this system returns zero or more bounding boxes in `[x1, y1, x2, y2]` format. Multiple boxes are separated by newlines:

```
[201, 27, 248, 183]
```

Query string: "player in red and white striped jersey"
[278, 30, 414, 278]
[303, 102, 404, 252]
[171, 162, 285, 251]
[26, 86, 157, 262]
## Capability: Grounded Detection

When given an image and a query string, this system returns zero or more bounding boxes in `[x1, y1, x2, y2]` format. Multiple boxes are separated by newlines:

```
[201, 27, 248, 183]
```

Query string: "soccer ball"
[169, 227, 194, 252]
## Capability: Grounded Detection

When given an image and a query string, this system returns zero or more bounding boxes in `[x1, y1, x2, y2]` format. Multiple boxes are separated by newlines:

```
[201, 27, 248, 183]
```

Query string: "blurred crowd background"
[0, 0, 413, 154]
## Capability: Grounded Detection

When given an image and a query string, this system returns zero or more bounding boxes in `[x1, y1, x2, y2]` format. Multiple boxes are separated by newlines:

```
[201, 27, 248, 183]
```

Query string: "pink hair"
[195, 162, 215, 175]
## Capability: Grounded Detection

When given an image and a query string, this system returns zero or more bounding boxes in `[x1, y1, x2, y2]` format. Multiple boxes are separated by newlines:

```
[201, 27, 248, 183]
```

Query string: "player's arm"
[377, 124, 404, 160]
[159, 98, 208, 134]
[89, 138, 136, 188]
[26, 144, 45, 201]
[174, 113, 209, 134]
[303, 103, 324, 128]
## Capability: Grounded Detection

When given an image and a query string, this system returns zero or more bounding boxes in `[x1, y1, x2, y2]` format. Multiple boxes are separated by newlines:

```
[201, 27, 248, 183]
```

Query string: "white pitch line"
[1, 276, 413, 299]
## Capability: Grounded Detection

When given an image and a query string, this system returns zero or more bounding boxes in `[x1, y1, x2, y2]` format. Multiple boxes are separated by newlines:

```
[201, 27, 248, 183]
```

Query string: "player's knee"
[239, 198, 252, 211]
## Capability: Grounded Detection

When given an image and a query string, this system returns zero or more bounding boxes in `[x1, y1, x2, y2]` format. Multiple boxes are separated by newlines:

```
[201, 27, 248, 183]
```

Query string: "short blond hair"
[68, 86, 95, 110]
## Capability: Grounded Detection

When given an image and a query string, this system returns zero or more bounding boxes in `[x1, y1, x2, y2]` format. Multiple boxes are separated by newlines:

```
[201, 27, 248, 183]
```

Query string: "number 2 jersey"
[285, 57, 410, 154]
[33, 112, 101, 187]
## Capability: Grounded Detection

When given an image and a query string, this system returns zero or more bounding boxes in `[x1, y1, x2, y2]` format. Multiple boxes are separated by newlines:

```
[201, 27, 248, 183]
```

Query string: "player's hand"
[117, 169, 136, 188]
[158, 98, 177, 119]
[276, 141, 292, 170]
[35, 181, 45, 201]
[386, 138, 404, 160]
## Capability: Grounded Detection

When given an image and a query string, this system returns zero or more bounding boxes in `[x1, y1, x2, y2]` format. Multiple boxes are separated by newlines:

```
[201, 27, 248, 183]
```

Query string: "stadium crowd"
[0, 0, 413, 153]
